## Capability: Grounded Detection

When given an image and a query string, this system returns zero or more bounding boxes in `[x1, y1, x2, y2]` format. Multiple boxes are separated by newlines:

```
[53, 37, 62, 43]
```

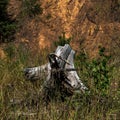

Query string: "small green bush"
[76, 47, 112, 96]
[22, 0, 43, 18]
[54, 32, 72, 46]
[92, 47, 111, 95]
[73, 47, 116, 119]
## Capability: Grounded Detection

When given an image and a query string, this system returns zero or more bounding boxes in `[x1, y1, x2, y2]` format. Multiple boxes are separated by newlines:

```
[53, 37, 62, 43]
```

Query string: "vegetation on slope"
[0, 0, 120, 119]
[0, 0, 16, 43]
[0, 36, 120, 119]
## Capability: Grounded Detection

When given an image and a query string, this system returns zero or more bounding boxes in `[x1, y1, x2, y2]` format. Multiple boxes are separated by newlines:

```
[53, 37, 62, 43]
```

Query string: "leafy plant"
[76, 47, 112, 96]
[22, 0, 43, 18]
[54, 32, 72, 46]
[73, 47, 116, 119]
[89, 47, 111, 95]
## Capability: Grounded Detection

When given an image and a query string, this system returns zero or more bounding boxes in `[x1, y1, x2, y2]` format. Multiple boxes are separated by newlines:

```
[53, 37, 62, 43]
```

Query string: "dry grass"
[0, 43, 120, 120]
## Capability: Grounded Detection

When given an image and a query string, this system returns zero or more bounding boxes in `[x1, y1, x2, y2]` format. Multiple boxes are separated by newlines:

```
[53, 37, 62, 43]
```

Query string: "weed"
[21, 0, 43, 18]
[54, 32, 72, 46]
[0, 43, 119, 119]
[74, 46, 120, 119]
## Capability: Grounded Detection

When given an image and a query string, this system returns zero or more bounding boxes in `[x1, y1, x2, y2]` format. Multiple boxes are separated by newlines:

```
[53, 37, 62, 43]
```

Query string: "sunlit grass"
[0, 43, 119, 120]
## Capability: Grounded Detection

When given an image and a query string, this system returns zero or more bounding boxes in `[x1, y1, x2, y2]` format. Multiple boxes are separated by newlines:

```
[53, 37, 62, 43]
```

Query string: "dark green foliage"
[89, 47, 111, 95]
[54, 32, 72, 46]
[22, 0, 43, 18]
[76, 47, 112, 96]
[0, 0, 16, 42]
[0, 21, 16, 42]
[0, 0, 8, 19]
[73, 47, 117, 119]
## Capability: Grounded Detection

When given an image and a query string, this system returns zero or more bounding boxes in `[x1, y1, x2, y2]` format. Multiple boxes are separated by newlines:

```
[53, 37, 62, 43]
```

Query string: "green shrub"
[0, 0, 8, 19]
[76, 47, 112, 96]
[90, 47, 111, 95]
[22, 0, 43, 18]
[73, 47, 115, 119]
[54, 32, 72, 46]
[0, 0, 17, 42]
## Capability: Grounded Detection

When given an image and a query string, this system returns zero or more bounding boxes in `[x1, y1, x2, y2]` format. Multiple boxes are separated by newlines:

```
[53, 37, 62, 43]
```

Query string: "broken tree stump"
[24, 44, 87, 103]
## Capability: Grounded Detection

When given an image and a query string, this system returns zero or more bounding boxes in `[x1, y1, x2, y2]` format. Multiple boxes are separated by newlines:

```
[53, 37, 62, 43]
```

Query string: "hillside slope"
[1, 0, 120, 58]
[0, 1, 120, 119]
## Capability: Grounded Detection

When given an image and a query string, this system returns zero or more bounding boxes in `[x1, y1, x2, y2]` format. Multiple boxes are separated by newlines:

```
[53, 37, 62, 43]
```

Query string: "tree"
[0, 0, 16, 42]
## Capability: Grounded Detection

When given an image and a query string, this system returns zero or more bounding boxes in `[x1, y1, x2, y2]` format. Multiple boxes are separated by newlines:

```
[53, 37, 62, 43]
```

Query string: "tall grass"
[0, 43, 120, 120]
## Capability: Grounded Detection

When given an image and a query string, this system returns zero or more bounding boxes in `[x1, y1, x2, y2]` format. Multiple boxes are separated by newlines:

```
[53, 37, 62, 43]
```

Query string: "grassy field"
[0, 43, 120, 120]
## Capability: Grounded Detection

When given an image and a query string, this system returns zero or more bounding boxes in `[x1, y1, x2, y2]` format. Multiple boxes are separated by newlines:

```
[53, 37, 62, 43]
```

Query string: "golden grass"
[0, 43, 119, 120]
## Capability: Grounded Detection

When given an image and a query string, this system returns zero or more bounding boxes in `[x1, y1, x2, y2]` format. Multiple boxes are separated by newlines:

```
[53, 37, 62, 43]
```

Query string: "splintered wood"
[24, 44, 87, 102]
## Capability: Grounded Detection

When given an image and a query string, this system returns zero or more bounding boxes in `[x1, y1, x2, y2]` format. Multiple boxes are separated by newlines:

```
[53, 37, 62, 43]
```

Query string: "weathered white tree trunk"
[24, 44, 87, 103]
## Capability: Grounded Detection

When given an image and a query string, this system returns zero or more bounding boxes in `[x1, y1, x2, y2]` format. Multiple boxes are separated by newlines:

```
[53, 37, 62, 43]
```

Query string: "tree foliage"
[0, 0, 16, 42]
[21, 0, 43, 18]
